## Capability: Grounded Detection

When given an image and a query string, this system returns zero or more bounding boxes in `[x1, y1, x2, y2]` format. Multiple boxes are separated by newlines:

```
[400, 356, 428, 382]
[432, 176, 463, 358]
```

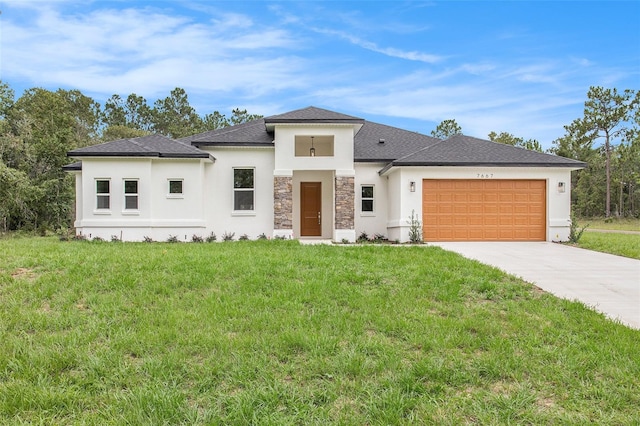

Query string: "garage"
[422, 179, 546, 241]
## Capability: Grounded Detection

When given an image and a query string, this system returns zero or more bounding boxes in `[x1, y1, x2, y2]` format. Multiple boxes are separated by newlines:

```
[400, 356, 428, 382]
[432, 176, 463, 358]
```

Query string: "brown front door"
[300, 182, 322, 236]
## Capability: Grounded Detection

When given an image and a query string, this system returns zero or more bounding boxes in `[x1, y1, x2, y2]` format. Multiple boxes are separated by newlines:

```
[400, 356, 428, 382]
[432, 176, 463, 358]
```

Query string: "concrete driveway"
[429, 242, 640, 329]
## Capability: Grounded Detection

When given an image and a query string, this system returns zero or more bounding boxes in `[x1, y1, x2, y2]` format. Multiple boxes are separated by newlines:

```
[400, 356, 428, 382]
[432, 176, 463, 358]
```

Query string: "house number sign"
[477, 173, 494, 178]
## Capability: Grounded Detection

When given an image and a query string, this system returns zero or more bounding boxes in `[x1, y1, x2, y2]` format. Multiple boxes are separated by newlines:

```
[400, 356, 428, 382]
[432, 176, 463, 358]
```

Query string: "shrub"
[166, 235, 179, 243]
[111, 235, 121, 242]
[408, 210, 423, 244]
[568, 215, 589, 243]
[373, 233, 387, 243]
[92, 236, 104, 242]
[357, 231, 369, 243]
[257, 233, 268, 240]
[143, 236, 154, 243]
[239, 234, 250, 241]
[206, 232, 217, 242]
[222, 231, 235, 242]
[191, 234, 204, 243]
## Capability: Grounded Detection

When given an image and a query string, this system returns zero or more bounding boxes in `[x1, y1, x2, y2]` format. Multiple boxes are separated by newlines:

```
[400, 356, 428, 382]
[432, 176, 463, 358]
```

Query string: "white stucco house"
[65, 106, 585, 243]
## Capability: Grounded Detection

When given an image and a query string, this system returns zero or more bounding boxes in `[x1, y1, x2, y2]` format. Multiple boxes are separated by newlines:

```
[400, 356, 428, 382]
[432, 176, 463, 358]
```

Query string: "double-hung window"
[361, 185, 374, 213]
[96, 179, 110, 210]
[124, 180, 139, 210]
[233, 168, 254, 211]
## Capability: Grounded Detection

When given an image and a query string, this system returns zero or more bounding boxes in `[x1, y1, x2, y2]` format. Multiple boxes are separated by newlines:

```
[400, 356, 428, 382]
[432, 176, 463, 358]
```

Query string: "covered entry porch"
[273, 170, 355, 242]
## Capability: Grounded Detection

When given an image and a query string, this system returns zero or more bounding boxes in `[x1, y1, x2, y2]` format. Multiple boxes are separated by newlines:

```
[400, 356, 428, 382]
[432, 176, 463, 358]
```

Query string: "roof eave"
[192, 142, 274, 147]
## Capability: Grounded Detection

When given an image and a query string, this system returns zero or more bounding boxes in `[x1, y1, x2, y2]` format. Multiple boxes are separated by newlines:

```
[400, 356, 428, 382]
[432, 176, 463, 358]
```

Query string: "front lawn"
[577, 232, 640, 259]
[1, 238, 638, 424]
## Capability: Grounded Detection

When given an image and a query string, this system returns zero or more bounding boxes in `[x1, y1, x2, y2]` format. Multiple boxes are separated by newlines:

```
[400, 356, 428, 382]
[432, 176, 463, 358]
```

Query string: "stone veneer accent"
[273, 176, 293, 229]
[335, 176, 355, 230]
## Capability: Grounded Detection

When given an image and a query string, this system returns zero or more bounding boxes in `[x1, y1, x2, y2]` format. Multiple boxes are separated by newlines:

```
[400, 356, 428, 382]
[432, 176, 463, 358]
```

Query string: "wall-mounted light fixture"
[410, 181, 416, 192]
[558, 181, 565, 193]
[309, 136, 316, 157]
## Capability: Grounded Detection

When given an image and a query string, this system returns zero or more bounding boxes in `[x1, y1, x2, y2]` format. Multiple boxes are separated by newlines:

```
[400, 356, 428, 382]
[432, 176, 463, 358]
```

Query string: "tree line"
[0, 82, 261, 232]
[431, 87, 639, 219]
[1, 82, 637, 233]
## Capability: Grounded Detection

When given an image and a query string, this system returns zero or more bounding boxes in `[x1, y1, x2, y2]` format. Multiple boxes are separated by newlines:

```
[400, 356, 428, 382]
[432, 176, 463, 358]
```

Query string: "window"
[168, 179, 183, 196]
[124, 180, 138, 210]
[233, 168, 254, 211]
[361, 185, 374, 213]
[96, 179, 110, 210]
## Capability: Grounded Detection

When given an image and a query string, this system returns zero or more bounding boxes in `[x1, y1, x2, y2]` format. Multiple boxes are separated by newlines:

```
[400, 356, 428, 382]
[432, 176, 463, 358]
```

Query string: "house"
[65, 106, 585, 242]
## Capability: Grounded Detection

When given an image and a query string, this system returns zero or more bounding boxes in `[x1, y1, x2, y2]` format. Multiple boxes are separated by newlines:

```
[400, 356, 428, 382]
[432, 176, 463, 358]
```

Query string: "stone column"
[334, 176, 355, 241]
[273, 176, 293, 235]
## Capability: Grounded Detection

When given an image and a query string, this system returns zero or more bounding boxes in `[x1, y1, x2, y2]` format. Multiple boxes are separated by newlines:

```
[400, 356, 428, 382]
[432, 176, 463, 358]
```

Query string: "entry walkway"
[429, 242, 640, 329]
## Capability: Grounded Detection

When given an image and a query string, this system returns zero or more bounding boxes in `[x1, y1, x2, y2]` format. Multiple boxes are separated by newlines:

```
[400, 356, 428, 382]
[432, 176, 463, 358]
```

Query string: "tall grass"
[1, 238, 638, 424]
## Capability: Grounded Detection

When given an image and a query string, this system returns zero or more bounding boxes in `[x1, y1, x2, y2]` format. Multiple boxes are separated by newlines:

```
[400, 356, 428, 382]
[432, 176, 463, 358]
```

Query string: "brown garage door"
[422, 179, 546, 241]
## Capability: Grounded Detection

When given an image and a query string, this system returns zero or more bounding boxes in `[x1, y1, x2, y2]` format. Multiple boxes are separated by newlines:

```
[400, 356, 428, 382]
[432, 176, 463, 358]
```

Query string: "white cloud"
[313, 27, 443, 63]
[1, 4, 304, 99]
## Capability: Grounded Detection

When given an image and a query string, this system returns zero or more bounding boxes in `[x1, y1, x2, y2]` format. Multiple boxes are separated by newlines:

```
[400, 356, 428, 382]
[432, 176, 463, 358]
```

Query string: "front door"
[300, 182, 322, 236]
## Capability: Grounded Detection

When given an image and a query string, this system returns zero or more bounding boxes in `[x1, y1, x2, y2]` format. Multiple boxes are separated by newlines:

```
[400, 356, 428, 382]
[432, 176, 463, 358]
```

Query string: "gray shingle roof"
[380, 134, 586, 172]
[179, 118, 273, 147]
[67, 134, 213, 160]
[354, 121, 441, 162]
[264, 106, 364, 124]
[62, 161, 82, 171]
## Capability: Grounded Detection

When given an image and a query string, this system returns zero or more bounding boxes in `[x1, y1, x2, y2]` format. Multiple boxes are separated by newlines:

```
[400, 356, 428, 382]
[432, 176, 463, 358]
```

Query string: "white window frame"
[232, 167, 255, 215]
[361, 184, 375, 216]
[167, 179, 184, 198]
[95, 179, 111, 213]
[123, 179, 139, 213]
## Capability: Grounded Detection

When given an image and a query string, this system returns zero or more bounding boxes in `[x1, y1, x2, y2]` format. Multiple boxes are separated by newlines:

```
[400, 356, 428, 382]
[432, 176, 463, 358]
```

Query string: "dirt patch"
[11, 268, 38, 281]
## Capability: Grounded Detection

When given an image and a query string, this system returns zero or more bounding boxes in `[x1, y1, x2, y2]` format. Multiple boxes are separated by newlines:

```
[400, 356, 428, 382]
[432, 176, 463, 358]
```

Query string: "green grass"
[578, 217, 640, 231]
[576, 232, 640, 259]
[1, 238, 639, 424]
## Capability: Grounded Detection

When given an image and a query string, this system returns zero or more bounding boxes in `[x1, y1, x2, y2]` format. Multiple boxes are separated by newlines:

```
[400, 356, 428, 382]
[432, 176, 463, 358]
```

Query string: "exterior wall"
[202, 147, 275, 240]
[75, 158, 207, 241]
[354, 163, 389, 239]
[383, 166, 575, 242]
[273, 124, 355, 175]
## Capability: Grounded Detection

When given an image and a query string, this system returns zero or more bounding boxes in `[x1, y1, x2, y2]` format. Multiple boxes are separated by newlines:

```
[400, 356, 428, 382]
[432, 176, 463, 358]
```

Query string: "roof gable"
[67, 134, 213, 160]
[264, 106, 364, 124]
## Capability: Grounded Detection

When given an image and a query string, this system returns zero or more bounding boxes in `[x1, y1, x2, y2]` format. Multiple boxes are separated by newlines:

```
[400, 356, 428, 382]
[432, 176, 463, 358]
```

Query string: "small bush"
[239, 234, 250, 241]
[206, 232, 217, 242]
[143, 236, 154, 243]
[111, 235, 121, 242]
[274, 234, 287, 240]
[408, 210, 423, 244]
[72, 234, 87, 241]
[373, 233, 387, 243]
[357, 231, 369, 243]
[191, 234, 204, 243]
[222, 231, 235, 242]
[92, 236, 104, 242]
[166, 235, 179, 243]
[568, 215, 589, 243]
[257, 233, 268, 240]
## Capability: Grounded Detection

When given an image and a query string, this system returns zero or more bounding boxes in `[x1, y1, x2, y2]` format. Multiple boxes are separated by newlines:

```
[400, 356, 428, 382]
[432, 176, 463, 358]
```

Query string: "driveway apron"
[429, 242, 640, 329]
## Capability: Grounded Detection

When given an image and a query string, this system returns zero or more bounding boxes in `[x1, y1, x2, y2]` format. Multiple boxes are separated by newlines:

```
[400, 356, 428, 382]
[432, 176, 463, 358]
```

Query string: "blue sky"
[1, 1, 638, 148]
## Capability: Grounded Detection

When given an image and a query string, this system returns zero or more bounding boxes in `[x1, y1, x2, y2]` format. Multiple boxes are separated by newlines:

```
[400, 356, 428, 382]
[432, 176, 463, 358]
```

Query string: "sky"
[1, 1, 638, 149]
